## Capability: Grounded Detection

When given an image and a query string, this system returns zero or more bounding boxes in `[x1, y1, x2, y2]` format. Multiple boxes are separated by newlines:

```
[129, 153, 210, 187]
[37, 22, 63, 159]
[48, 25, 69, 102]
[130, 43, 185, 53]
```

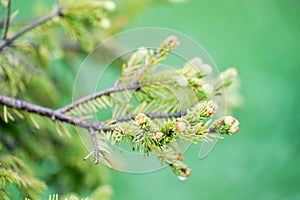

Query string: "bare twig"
[0, 95, 115, 132]
[2, 0, 11, 40]
[88, 128, 99, 165]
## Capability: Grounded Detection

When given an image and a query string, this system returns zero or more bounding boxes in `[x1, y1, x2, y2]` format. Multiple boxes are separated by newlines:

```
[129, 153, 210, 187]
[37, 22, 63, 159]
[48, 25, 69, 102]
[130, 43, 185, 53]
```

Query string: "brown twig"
[0, 95, 185, 132]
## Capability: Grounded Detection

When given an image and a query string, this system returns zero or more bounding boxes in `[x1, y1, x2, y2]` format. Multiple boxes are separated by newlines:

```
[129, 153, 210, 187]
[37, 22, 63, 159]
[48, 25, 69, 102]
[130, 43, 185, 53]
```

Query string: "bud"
[224, 116, 236, 126]
[201, 64, 212, 75]
[181, 168, 191, 177]
[170, 161, 190, 179]
[167, 36, 179, 49]
[176, 76, 188, 86]
[219, 67, 238, 80]
[128, 47, 148, 67]
[154, 132, 164, 140]
[206, 107, 214, 116]
[157, 36, 179, 55]
[204, 100, 217, 117]
[175, 120, 186, 131]
[103, 1, 116, 11]
[217, 67, 238, 89]
[134, 113, 149, 126]
[100, 18, 111, 29]
[211, 116, 240, 135]
[229, 124, 239, 134]
[177, 153, 184, 161]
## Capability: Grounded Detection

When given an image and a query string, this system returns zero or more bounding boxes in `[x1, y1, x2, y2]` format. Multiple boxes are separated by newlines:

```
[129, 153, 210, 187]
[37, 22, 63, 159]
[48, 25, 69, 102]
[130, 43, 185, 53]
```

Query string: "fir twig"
[88, 128, 99, 165]
[0, 95, 110, 131]
[0, 95, 186, 132]
[58, 81, 164, 114]
[58, 82, 141, 113]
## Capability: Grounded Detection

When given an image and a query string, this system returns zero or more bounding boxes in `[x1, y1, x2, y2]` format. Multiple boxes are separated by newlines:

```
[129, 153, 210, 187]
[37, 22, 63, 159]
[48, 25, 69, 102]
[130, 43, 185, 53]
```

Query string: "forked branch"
[0, 4, 64, 51]
[0, 94, 185, 131]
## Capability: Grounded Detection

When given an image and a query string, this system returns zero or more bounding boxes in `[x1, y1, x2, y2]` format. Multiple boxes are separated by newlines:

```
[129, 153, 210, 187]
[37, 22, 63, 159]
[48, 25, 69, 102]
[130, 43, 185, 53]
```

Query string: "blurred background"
[3, 0, 300, 199]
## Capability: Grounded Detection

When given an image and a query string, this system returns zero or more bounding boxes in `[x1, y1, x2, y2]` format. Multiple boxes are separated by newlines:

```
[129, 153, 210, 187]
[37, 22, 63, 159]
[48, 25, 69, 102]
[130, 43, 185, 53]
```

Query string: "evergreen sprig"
[0, 36, 240, 179]
[0, 154, 46, 200]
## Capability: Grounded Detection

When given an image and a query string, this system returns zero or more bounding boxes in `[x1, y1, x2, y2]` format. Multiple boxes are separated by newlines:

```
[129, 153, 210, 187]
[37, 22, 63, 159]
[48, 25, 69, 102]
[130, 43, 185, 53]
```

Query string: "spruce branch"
[58, 82, 142, 114]
[0, 35, 240, 179]
[0, 95, 111, 131]
[0, 94, 186, 131]
[58, 81, 167, 114]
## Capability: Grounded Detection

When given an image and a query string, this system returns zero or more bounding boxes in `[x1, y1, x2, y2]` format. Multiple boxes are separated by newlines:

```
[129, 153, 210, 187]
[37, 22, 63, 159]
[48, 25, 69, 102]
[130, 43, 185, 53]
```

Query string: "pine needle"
[29, 114, 40, 129]
[3, 105, 8, 123]
[12, 108, 24, 119]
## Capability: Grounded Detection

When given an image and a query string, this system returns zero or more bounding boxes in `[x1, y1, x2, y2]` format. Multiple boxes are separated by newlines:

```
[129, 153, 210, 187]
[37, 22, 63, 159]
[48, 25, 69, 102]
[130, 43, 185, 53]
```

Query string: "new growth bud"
[157, 36, 179, 56]
[175, 119, 186, 131]
[134, 113, 150, 127]
[154, 132, 164, 141]
[128, 47, 148, 67]
[103, 1, 116, 11]
[181, 168, 191, 177]
[217, 67, 238, 88]
[200, 100, 217, 118]
[224, 116, 236, 125]
[100, 18, 111, 29]
[177, 153, 184, 161]
[170, 161, 191, 179]
[211, 116, 240, 135]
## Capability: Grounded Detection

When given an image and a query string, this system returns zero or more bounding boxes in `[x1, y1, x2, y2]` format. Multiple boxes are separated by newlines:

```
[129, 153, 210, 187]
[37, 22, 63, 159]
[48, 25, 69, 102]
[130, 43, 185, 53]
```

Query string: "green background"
[110, 1, 300, 200]
[8, 0, 300, 199]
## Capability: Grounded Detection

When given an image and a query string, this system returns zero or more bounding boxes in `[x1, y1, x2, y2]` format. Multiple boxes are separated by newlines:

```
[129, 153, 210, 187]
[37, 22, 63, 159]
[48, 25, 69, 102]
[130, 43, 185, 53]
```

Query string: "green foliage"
[0, 0, 241, 199]
[0, 0, 117, 198]
[0, 154, 46, 199]
[87, 37, 239, 178]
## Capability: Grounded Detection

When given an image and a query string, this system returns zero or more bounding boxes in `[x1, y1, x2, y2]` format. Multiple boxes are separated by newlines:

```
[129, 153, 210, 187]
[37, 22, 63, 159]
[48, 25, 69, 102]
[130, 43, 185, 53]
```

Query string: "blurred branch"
[0, 132, 15, 151]
[0, 4, 64, 51]
[2, 0, 11, 40]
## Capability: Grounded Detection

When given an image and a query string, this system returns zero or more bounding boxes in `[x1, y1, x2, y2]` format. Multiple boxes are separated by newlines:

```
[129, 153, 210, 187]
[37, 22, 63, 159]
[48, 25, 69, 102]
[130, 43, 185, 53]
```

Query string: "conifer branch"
[0, 27, 240, 180]
[0, 95, 110, 131]
[58, 82, 141, 113]
[58, 81, 163, 114]
[0, 4, 64, 51]
[0, 94, 186, 132]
